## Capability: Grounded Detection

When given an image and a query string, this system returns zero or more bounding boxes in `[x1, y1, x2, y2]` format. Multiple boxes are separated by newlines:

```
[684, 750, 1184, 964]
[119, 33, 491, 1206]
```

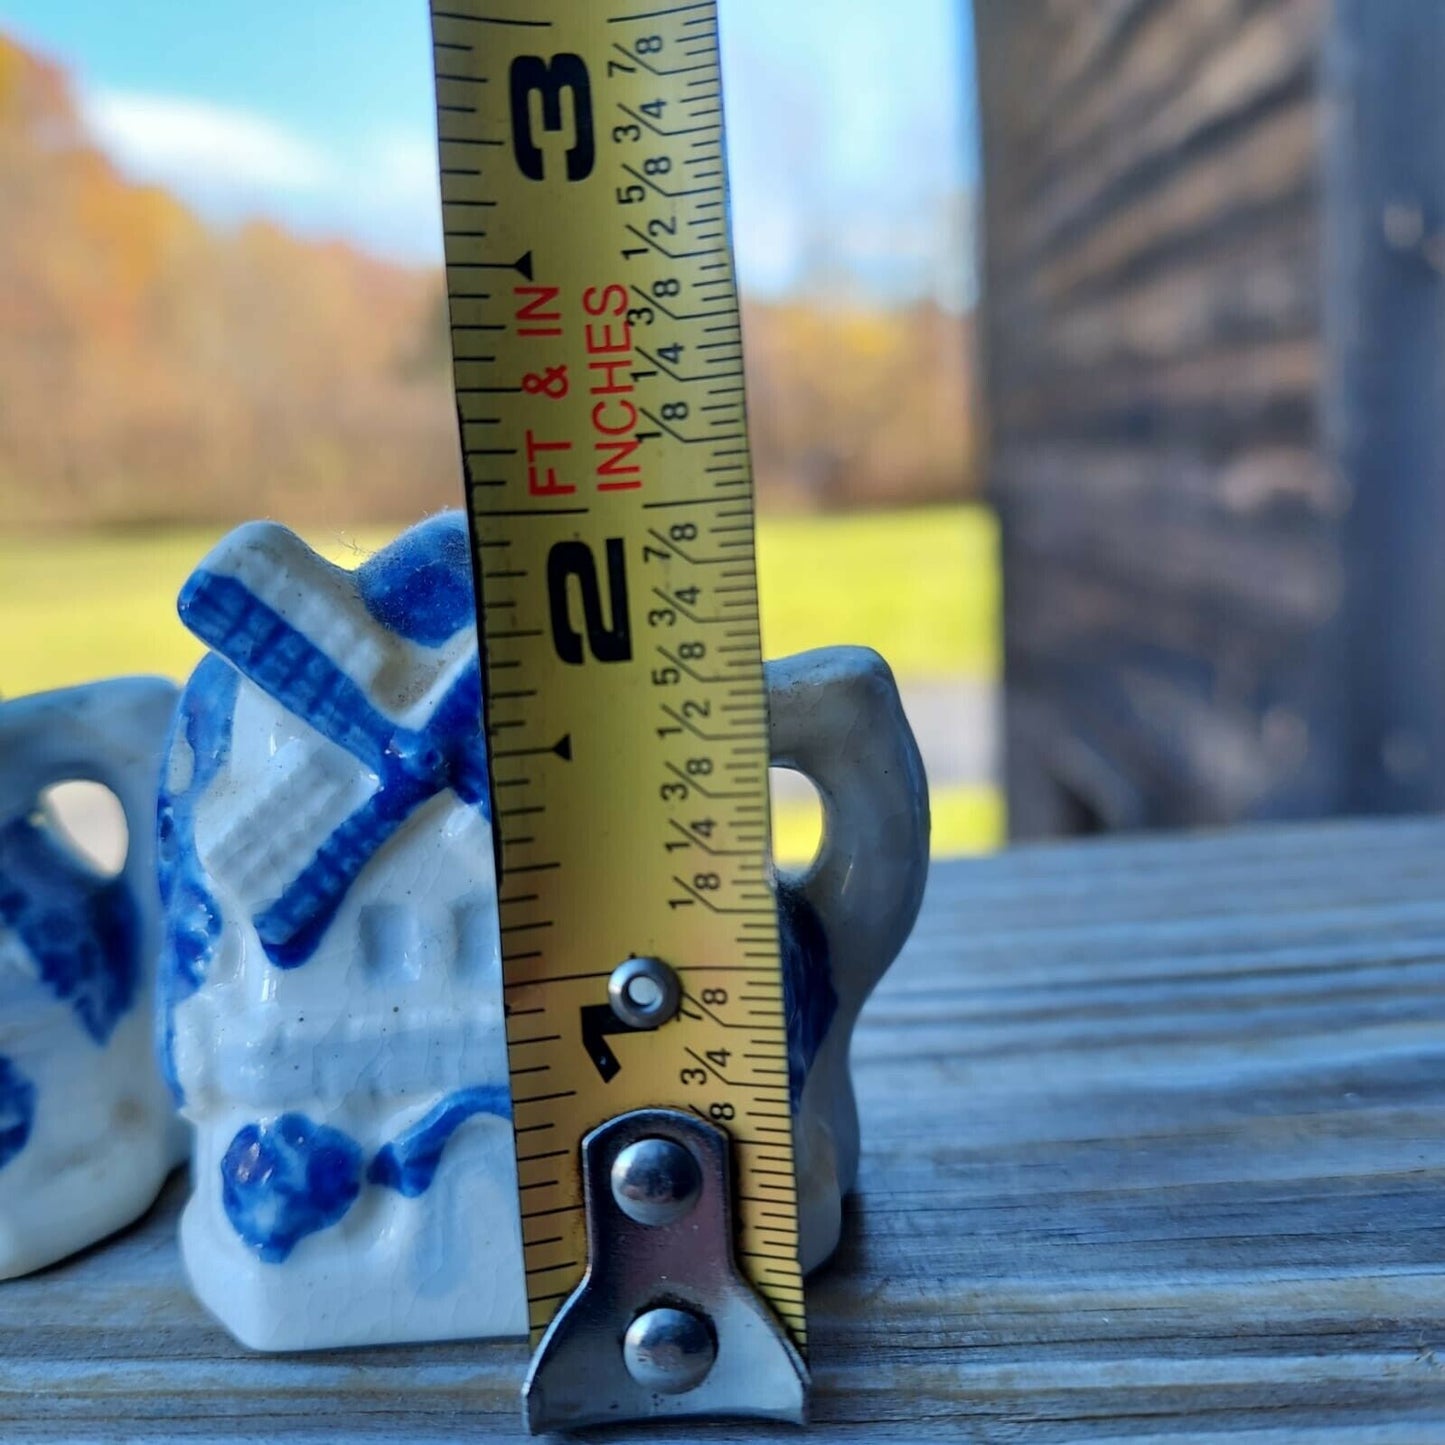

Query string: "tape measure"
[429, 1, 807, 1428]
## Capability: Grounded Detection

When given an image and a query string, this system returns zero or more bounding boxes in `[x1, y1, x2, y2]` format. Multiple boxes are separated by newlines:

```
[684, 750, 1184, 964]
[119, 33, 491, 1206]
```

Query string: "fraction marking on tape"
[430, 0, 806, 1352]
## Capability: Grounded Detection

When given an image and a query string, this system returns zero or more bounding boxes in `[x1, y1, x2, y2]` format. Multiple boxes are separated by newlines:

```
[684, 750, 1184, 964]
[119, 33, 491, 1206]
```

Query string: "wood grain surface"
[973, 0, 1343, 836]
[3, 818, 1444, 1441]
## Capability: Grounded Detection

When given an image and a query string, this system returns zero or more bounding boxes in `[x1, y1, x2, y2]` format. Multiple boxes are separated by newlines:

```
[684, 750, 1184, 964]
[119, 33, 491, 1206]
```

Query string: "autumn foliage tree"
[0, 34, 975, 532]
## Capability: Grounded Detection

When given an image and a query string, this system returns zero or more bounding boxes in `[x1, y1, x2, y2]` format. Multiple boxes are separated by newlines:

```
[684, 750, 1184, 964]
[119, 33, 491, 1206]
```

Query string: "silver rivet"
[609, 956, 681, 1029]
[622, 1306, 716, 1394]
[611, 1137, 702, 1227]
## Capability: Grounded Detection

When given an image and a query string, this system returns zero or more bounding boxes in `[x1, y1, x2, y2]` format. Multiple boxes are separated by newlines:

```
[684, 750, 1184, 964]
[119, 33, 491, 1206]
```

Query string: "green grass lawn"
[754, 505, 999, 681]
[0, 506, 1001, 858]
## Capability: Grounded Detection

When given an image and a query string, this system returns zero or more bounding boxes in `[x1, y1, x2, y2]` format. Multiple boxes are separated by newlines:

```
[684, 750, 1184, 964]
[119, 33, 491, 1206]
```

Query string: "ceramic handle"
[0, 679, 179, 887]
[765, 648, 930, 1001]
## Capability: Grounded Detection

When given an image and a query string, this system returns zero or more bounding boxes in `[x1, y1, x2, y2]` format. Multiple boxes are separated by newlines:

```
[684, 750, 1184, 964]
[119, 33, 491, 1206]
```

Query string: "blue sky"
[0, 0, 977, 304]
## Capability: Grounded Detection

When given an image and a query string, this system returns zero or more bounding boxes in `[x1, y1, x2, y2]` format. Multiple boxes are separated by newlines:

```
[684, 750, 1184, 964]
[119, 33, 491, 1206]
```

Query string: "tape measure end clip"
[522, 1109, 808, 1432]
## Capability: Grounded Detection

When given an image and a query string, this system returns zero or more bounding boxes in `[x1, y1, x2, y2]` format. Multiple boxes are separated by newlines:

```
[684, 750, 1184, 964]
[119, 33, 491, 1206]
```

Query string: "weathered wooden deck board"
[4, 817, 1444, 1441]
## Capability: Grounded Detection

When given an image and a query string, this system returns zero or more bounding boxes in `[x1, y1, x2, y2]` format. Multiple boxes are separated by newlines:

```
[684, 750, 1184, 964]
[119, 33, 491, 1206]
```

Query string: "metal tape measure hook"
[524, 1109, 808, 1432]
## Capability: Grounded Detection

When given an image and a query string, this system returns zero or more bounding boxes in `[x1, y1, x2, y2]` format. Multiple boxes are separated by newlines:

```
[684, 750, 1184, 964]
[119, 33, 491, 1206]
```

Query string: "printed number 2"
[509, 54, 595, 182]
[548, 539, 632, 665]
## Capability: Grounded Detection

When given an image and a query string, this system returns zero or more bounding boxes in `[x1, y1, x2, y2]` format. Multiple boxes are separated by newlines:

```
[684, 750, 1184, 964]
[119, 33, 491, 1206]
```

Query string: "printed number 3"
[509, 54, 596, 182]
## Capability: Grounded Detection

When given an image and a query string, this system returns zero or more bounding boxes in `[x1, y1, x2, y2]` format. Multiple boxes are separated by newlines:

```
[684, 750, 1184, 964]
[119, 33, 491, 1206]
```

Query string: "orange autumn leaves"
[0, 34, 976, 533]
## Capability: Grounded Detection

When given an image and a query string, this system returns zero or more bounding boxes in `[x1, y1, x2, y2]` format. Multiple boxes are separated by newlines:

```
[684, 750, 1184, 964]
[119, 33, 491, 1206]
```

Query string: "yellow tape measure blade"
[431, 0, 806, 1358]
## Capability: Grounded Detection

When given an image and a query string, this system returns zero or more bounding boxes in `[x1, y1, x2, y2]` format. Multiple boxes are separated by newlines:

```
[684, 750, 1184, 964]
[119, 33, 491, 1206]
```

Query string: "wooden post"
[1324, 0, 1445, 814]
[975, 0, 1445, 836]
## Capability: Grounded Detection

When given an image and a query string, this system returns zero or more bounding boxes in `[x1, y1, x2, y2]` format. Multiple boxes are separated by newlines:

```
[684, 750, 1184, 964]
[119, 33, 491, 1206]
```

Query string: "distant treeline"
[0, 35, 976, 532]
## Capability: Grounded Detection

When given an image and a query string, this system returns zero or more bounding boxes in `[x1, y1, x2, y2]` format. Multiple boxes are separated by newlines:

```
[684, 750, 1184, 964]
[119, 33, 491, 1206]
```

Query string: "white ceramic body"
[0, 679, 186, 1280]
[161, 519, 523, 1349]
[163, 515, 929, 1352]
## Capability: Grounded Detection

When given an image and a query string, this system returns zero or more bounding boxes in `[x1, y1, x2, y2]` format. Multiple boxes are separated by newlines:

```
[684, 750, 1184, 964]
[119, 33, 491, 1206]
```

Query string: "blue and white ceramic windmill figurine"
[162, 513, 929, 1352]
[0, 678, 185, 1279]
[160, 516, 523, 1349]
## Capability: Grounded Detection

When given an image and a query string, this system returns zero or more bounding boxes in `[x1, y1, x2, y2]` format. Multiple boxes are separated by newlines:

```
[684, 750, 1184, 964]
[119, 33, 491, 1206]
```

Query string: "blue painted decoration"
[221, 1113, 364, 1264]
[0, 1057, 36, 1172]
[221, 1086, 511, 1260]
[357, 513, 476, 647]
[367, 1084, 512, 1197]
[0, 815, 140, 1046]
[174, 525, 488, 971]
[156, 655, 240, 1100]
[779, 882, 836, 1110]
